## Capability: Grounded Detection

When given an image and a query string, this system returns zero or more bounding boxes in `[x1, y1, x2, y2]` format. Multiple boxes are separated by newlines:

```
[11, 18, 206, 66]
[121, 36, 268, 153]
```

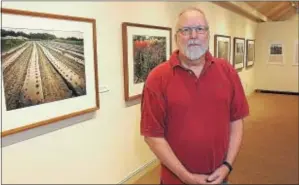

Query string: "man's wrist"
[177, 170, 193, 184]
[222, 161, 233, 173]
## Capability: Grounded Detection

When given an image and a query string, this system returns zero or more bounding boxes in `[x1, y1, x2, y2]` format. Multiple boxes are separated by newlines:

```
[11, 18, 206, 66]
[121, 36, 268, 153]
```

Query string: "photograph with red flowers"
[133, 35, 166, 84]
[122, 22, 172, 101]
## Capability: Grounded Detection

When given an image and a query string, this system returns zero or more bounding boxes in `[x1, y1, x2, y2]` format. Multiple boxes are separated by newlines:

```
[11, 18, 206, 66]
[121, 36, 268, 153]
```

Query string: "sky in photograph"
[2, 27, 83, 39]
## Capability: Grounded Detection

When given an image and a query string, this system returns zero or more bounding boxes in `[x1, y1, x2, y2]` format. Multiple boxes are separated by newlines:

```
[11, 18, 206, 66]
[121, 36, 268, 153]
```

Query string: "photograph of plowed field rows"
[1, 27, 86, 111]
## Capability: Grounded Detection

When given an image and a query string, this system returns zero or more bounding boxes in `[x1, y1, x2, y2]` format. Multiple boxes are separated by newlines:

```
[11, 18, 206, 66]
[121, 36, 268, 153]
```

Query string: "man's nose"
[190, 29, 197, 38]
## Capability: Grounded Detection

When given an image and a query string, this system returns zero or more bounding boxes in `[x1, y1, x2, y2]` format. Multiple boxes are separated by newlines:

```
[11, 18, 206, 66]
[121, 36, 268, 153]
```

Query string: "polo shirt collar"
[169, 49, 215, 68]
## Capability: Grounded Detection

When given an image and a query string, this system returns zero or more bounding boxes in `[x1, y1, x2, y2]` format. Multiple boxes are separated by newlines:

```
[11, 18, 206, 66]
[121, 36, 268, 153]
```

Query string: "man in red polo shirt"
[140, 7, 249, 184]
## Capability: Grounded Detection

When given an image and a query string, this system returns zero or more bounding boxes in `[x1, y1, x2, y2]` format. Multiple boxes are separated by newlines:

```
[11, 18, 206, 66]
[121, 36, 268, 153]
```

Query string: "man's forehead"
[178, 11, 207, 26]
[180, 10, 204, 18]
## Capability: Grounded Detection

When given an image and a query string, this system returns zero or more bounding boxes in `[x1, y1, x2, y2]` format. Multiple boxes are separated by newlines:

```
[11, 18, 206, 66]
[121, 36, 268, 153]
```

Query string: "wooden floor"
[134, 92, 299, 184]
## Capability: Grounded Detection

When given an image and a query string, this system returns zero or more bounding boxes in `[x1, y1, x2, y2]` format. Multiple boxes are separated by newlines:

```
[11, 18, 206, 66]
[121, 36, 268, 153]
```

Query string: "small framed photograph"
[214, 34, 231, 64]
[246, 39, 255, 68]
[267, 42, 284, 65]
[233, 37, 245, 70]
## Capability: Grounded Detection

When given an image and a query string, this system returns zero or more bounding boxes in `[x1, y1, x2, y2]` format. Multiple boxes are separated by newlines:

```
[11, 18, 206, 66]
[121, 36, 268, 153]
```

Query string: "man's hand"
[181, 173, 209, 184]
[193, 174, 210, 184]
[206, 165, 230, 184]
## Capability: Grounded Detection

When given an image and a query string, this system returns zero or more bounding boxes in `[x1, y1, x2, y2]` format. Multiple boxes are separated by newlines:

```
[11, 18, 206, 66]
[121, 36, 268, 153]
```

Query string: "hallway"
[134, 92, 299, 184]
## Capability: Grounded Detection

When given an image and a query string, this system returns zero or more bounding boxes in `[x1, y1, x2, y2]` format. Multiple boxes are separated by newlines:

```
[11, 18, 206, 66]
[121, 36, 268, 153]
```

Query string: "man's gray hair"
[174, 7, 209, 33]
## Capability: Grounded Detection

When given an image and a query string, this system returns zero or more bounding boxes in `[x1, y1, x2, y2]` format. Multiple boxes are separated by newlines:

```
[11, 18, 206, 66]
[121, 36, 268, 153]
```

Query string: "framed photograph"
[246, 39, 255, 68]
[267, 42, 284, 65]
[214, 34, 231, 64]
[122, 22, 172, 101]
[233, 37, 245, 70]
[293, 40, 298, 66]
[1, 8, 99, 137]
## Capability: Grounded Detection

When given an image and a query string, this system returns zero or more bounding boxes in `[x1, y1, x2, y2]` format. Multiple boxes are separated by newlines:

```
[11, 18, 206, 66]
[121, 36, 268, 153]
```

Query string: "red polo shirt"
[140, 50, 249, 184]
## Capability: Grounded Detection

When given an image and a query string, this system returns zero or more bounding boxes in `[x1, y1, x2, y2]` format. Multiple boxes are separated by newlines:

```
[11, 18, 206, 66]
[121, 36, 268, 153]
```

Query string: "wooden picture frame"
[246, 39, 255, 68]
[233, 37, 245, 70]
[122, 22, 172, 101]
[214, 34, 231, 64]
[1, 8, 99, 137]
[293, 40, 298, 66]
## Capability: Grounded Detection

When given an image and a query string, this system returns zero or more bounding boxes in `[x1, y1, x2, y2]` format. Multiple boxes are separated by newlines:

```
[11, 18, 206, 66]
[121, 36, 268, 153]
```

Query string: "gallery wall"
[1, 1, 257, 184]
[255, 15, 298, 93]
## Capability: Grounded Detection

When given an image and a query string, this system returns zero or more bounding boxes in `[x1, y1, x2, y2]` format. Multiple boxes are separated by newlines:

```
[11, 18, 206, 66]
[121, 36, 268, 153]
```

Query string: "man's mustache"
[187, 39, 201, 46]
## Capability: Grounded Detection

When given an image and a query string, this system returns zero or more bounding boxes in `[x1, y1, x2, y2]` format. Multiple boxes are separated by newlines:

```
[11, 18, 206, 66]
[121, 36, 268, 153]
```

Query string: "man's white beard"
[183, 40, 208, 61]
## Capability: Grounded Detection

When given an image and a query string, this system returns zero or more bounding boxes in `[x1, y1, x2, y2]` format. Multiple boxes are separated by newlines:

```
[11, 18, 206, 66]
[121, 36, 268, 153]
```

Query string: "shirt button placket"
[196, 79, 200, 91]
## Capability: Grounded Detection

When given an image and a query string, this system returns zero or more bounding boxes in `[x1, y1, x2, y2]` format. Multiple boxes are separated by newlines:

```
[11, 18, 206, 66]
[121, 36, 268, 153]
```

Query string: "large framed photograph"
[214, 34, 231, 64]
[122, 22, 172, 101]
[293, 40, 298, 66]
[233, 37, 245, 70]
[246, 39, 255, 68]
[267, 42, 284, 65]
[1, 8, 99, 137]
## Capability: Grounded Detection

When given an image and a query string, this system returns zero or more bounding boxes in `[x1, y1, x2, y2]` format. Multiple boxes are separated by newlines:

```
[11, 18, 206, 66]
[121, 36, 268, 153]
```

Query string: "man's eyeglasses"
[177, 26, 209, 36]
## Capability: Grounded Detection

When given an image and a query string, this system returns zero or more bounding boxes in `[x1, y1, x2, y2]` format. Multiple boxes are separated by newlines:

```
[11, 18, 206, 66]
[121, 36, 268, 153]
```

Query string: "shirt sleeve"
[140, 84, 166, 137]
[230, 69, 250, 122]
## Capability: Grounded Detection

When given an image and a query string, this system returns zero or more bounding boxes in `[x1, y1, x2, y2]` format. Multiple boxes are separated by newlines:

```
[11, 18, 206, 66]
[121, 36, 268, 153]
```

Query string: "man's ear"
[174, 33, 178, 44]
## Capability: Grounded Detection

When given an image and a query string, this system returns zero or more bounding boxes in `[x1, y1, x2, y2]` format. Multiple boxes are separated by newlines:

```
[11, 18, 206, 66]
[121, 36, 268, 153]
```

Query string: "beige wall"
[289, 14, 299, 21]
[1, 2, 257, 184]
[255, 17, 298, 92]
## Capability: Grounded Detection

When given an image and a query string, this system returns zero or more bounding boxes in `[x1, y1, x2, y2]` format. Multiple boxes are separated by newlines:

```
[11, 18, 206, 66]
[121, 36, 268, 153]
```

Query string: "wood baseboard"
[255, 89, 299, 95]
[118, 159, 160, 184]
